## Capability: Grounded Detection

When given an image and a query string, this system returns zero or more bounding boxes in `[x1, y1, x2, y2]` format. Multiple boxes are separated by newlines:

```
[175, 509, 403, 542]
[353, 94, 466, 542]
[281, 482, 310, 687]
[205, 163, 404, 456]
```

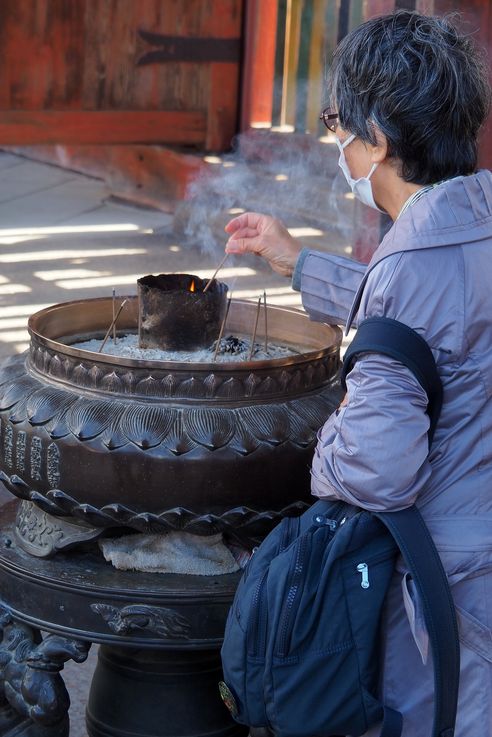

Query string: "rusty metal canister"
[138, 273, 228, 351]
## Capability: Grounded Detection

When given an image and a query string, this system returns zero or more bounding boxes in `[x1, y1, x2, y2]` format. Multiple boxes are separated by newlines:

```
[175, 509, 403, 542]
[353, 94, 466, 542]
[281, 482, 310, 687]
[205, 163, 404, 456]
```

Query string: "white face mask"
[335, 134, 385, 213]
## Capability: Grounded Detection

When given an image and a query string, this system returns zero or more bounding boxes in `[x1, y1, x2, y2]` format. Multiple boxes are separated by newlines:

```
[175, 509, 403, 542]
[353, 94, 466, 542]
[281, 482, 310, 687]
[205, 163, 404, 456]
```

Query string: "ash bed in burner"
[137, 273, 228, 351]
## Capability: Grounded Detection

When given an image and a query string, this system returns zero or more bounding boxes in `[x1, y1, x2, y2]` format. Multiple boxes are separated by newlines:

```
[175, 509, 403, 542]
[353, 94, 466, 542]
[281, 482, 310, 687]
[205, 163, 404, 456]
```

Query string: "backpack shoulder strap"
[340, 316, 442, 447]
[375, 506, 459, 737]
[340, 316, 458, 737]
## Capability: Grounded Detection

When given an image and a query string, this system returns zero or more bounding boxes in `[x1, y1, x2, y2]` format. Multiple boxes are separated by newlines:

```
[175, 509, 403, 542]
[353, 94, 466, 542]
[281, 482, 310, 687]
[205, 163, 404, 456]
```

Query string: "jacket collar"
[346, 169, 492, 331]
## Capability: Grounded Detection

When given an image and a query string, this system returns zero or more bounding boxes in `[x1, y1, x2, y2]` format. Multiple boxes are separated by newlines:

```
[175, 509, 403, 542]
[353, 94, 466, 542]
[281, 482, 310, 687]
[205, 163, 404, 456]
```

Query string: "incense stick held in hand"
[99, 300, 128, 353]
[213, 294, 233, 362]
[249, 297, 262, 360]
[203, 253, 228, 293]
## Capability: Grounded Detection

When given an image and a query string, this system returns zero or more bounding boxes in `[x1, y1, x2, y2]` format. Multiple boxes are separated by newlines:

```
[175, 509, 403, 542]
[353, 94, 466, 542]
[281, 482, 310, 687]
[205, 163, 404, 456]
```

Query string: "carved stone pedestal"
[0, 500, 244, 737]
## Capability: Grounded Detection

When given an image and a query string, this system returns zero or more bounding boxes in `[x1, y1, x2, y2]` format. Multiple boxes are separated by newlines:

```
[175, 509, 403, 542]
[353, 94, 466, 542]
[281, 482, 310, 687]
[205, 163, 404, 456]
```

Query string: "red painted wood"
[0, 111, 206, 145]
[241, 0, 278, 129]
[206, 63, 241, 151]
[0, 0, 243, 152]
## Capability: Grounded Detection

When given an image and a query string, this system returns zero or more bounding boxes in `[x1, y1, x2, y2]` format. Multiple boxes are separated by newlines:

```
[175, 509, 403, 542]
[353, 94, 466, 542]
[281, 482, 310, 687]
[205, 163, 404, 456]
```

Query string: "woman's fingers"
[223, 212, 299, 277]
[227, 227, 259, 241]
[226, 236, 261, 255]
[224, 212, 269, 234]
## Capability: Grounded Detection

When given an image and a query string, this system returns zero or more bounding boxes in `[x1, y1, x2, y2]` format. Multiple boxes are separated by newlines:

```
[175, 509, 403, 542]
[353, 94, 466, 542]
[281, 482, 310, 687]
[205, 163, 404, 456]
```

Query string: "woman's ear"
[370, 126, 388, 164]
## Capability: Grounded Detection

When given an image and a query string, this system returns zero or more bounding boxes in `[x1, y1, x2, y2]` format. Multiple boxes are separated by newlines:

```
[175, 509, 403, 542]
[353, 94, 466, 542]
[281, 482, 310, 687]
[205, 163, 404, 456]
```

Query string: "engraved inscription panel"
[16, 431, 26, 474]
[47, 442, 60, 488]
[30, 436, 42, 481]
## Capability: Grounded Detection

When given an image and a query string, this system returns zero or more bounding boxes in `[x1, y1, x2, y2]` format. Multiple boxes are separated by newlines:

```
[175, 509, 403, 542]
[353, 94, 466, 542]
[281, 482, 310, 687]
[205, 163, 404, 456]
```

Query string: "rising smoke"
[176, 129, 360, 261]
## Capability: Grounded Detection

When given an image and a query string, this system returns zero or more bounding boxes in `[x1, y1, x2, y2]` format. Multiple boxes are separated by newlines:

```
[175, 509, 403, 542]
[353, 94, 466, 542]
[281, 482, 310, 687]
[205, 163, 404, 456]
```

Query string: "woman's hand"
[225, 212, 302, 278]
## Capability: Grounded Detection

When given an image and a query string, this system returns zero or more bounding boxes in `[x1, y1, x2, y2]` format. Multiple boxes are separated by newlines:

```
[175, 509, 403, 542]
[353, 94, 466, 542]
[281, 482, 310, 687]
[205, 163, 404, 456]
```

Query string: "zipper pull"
[356, 562, 370, 589]
[313, 514, 338, 530]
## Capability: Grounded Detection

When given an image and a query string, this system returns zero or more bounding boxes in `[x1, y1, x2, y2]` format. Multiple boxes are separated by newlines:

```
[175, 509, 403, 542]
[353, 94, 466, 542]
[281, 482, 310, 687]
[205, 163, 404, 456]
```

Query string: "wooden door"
[0, 0, 243, 151]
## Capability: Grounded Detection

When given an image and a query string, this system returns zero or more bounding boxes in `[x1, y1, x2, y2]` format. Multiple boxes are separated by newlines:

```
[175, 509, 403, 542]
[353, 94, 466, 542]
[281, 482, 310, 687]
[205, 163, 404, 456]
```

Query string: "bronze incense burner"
[0, 294, 342, 553]
[0, 287, 343, 737]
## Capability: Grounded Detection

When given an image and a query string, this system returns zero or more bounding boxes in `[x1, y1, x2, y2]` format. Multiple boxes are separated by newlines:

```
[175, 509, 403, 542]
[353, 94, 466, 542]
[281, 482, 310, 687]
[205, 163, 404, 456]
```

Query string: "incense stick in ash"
[112, 288, 117, 345]
[203, 253, 228, 294]
[263, 290, 268, 354]
[213, 294, 233, 362]
[99, 300, 128, 353]
[248, 297, 262, 360]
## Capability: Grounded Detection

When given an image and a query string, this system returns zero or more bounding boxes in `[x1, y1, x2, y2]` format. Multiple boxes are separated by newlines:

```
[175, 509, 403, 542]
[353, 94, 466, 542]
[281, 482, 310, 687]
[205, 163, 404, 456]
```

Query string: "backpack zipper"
[275, 532, 313, 658]
[248, 516, 300, 658]
[248, 569, 269, 657]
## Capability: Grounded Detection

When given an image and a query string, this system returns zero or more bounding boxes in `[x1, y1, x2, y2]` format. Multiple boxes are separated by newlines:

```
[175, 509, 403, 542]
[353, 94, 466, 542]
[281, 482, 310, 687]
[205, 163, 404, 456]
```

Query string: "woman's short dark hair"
[329, 11, 491, 184]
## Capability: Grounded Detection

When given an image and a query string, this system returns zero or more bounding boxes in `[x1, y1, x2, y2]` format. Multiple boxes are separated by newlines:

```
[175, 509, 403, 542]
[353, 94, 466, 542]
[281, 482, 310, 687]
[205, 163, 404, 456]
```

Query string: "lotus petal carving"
[244, 373, 261, 396]
[120, 405, 178, 449]
[183, 408, 235, 450]
[287, 411, 315, 447]
[67, 399, 115, 440]
[203, 373, 222, 398]
[161, 374, 177, 397]
[88, 364, 104, 387]
[256, 376, 278, 395]
[241, 405, 290, 445]
[8, 395, 30, 424]
[72, 363, 89, 386]
[45, 410, 72, 439]
[120, 371, 136, 393]
[278, 370, 291, 391]
[216, 377, 244, 399]
[135, 375, 162, 396]
[101, 371, 123, 393]
[163, 414, 197, 456]
[290, 396, 333, 430]
[179, 377, 205, 398]
[101, 422, 130, 450]
[26, 387, 77, 426]
[47, 353, 64, 378]
[0, 378, 39, 411]
[229, 418, 260, 456]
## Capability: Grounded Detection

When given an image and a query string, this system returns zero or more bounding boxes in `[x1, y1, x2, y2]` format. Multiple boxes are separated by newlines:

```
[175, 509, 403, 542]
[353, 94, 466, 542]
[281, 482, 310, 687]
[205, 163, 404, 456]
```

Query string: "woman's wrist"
[291, 248, 311, 291]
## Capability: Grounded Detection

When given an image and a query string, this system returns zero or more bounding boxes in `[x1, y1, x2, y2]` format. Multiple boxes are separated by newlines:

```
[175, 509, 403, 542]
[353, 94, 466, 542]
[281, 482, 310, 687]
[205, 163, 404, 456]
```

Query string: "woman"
[224, 11, 492, 737]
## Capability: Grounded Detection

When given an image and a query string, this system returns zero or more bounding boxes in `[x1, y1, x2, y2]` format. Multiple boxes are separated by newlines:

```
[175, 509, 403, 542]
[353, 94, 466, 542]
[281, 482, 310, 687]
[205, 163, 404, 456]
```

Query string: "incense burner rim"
[27, 296, 342, 372]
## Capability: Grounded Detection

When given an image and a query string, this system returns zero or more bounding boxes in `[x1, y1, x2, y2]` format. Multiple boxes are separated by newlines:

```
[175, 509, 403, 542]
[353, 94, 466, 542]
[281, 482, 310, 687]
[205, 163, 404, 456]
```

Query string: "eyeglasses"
[319, 108, 338, 133]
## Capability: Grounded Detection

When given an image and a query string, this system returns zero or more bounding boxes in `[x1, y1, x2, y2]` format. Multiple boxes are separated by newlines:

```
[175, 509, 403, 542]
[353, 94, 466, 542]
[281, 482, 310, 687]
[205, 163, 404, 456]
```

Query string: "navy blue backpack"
[220, 317, 459, 737]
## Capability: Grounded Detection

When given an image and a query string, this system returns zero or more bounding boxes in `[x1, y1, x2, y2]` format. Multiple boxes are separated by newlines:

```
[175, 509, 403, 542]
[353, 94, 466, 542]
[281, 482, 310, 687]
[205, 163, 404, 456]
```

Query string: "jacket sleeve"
[310, 253, 435, 511]
[292, 249, 366, 326]
[310, 353, 432, 511]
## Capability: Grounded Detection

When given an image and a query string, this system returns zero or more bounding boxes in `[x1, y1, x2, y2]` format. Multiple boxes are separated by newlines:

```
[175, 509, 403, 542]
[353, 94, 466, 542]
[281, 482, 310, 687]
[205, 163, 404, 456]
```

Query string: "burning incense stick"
[213, 294, 233, 362]
[203, 253, 228, 294]
[99, 299, 128, 353]
[112, 288, 117, 345]
[248, 297, 262, 360]
[263, 290, 268, 354]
